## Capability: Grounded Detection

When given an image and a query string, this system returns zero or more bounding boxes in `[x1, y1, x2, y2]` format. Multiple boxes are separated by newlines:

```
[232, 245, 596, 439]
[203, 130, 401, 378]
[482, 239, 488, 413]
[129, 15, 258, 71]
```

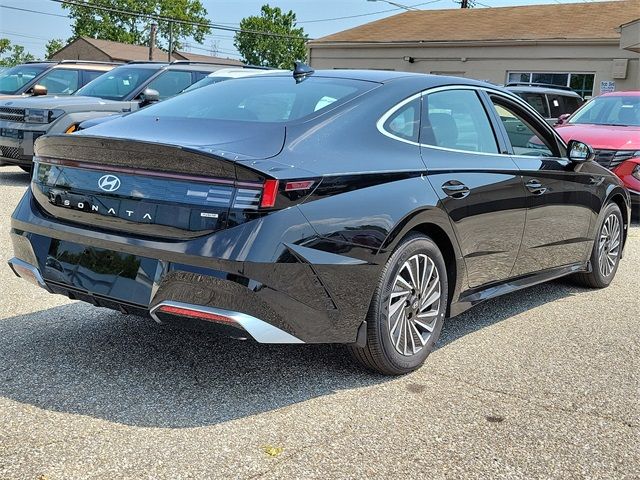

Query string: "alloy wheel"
[388, 253, 441, 356]
[598, 213, 621, 277]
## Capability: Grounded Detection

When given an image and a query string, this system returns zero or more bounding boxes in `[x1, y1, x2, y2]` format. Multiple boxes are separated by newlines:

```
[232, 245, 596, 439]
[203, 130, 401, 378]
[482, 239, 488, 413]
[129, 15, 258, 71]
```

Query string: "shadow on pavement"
[0, 277, 586, 429]
[0, 168, 30, 187]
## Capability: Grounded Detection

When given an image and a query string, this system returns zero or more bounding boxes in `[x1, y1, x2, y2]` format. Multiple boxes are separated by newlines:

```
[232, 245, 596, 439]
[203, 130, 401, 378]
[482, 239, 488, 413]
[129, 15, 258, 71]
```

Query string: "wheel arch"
[378, 208, 465, 316]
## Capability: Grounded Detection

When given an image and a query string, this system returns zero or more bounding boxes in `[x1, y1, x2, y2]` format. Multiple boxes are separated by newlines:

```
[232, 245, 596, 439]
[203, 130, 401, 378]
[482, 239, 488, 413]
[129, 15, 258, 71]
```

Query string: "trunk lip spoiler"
[34, 156, 264, 188]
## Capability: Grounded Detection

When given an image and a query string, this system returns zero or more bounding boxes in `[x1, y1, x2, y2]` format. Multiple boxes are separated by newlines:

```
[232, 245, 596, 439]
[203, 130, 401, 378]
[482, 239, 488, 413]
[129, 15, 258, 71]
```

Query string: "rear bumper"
[9, 189, 379, 344]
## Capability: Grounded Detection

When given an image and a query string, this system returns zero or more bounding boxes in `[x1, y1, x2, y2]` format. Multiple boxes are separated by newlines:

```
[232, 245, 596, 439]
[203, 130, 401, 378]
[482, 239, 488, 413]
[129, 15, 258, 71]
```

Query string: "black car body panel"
[9, 71, 631, 345]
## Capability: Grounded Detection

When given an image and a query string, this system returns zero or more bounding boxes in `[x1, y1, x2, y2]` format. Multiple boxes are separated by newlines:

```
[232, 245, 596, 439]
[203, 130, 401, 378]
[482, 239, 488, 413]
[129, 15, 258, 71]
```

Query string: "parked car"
[0, 60, 118, 99]
[75, 67, 288, 131]
[0, 61, 231, 170]
[8, 67, 629, 375]
[555, 91, 640, 215]
[505, 82, 583, 125]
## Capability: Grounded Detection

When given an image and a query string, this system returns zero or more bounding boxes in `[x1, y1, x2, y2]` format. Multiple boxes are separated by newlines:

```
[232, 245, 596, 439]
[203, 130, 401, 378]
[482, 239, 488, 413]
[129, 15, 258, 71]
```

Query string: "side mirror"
[567, 139, 595, 163]
[555, 113, 571, 125]
[31, 84, 48, 96]
[139, 88, 160, 106]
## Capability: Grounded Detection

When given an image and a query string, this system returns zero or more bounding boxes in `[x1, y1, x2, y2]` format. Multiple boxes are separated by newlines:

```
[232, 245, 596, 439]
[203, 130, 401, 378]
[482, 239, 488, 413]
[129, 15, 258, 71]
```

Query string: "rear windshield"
[0, 64, 49, 94]
[75, 67, 158, 101]
[137, 76, 377, 123]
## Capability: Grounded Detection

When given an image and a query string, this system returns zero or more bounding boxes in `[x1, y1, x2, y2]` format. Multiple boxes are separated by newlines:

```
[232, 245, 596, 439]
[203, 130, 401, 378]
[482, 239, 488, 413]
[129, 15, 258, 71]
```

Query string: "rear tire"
[349, 233, 448, 375]
[574, 202, 623, 288]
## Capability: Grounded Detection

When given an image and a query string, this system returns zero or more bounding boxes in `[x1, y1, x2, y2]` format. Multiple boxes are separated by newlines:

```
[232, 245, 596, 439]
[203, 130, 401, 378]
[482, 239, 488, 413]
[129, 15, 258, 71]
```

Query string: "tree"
[46, 39, 65, 59]
[0, 38, 36, 66]
[61, 0, 211, 50]
[234, 5, 307, 69]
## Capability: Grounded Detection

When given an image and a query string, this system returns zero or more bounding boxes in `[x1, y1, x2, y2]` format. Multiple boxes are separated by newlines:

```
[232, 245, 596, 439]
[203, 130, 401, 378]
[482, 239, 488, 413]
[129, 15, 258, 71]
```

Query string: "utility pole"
[148, 22, 157, 61]
[168, 21, 173, 62]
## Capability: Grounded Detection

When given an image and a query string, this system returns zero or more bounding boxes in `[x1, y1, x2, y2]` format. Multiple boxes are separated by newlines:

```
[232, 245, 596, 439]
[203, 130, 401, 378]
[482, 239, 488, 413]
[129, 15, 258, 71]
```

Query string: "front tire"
[349, 233, 448, 375]
[575, 202, 623, 288]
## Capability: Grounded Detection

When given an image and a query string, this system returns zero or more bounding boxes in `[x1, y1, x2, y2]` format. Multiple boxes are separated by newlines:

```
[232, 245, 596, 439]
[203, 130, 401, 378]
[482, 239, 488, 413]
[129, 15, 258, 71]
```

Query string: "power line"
[0, 4, 69, 18]
[49, 0, 312, 40]
[297, 0, 446, 24]
[0, 31, 51, 42]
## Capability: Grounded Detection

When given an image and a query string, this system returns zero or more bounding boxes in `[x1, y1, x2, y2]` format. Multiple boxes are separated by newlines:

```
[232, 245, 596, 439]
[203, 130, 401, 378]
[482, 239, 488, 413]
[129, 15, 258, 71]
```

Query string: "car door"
[484, 91, 596, 277]
[419, 87, 527, 289]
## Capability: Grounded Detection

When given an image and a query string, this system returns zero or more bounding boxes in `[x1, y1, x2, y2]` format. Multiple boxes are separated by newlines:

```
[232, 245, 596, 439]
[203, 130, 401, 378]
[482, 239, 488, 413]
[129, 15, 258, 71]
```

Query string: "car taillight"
[253, 178, 318, 210]
[260, 179, 279, 208]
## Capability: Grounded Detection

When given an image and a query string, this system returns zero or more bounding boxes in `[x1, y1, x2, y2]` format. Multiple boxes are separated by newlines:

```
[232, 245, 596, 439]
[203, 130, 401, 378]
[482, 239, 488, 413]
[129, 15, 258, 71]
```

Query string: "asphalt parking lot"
[0, 165, 638, 479]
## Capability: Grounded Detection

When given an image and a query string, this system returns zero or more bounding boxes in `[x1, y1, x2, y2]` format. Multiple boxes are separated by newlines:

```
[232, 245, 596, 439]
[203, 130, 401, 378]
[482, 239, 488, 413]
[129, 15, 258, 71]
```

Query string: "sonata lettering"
[57, 199, 156, 221]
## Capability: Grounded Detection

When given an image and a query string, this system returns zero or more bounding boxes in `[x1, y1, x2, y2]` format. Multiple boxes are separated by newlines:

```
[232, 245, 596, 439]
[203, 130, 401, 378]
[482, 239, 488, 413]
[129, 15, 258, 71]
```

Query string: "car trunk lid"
[31, 135, 278, 239]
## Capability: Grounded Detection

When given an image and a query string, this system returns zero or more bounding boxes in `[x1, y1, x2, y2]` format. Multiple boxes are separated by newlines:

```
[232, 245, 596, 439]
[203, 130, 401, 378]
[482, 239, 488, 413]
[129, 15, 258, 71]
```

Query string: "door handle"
[525, 179, 547, 195]
[441, 180, 470, 199]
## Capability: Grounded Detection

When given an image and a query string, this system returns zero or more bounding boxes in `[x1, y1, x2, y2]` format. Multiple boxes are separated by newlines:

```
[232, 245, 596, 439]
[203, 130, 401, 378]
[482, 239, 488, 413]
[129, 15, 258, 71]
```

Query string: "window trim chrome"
[376, 83, 569, 159]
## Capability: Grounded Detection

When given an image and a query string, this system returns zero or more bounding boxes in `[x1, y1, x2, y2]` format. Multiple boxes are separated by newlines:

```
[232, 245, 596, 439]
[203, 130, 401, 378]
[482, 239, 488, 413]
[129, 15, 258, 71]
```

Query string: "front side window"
[38, 68, 79, 95]
[492, 101, 556, 157]
[383, 97, 420, 142]
[75, 67, 158, 101]
[137, 76, 376, 123]
[146, 70, 193, 100]
[0, 64, 48, 94]
[421, 89, 498, 154]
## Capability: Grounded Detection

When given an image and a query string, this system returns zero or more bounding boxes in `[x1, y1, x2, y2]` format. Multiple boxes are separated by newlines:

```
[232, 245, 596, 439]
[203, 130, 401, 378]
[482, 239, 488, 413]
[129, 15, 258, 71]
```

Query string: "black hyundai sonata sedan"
[8, 67, 630, 374]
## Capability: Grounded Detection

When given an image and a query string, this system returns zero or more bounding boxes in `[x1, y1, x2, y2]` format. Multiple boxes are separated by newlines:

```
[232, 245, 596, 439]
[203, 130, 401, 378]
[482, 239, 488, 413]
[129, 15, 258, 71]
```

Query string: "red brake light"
[260, 179, 279, 208]
[157, 305, 236, 325]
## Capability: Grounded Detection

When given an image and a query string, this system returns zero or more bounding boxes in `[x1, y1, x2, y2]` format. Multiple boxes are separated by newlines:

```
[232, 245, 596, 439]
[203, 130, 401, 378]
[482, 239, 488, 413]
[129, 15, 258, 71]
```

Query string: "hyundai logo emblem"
[98, 174, 121, 192]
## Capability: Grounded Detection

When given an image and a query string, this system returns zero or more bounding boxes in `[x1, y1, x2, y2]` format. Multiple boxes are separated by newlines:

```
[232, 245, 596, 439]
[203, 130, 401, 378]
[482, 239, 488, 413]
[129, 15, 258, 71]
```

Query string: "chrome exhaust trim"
[7, 257, 50, 291]
[149, 300, 305, 344]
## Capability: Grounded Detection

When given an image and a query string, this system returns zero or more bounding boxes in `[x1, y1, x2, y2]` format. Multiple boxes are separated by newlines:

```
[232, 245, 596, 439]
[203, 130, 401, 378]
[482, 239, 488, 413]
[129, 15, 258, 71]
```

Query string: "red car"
[555, 91, 640, 215]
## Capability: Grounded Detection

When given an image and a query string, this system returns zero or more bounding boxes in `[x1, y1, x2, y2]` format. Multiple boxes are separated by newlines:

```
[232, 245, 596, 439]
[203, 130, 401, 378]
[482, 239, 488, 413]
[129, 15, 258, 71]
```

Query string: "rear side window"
[83, 70, 106, 86]
[137, 76, 376, 123]
[383, 97, 420, 142]
[548, 94, 581, 118]
[421, 89, 498, 154]
[38, 69, 79, 94]
[515, 92, 549, 118]
[561, 95, 581, 115]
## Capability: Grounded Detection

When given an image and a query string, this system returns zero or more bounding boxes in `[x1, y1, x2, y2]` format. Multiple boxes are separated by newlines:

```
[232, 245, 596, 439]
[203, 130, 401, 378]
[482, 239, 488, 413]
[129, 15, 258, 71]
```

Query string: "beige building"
[308, 0, 640, 97]
[51, 36, 242, 66]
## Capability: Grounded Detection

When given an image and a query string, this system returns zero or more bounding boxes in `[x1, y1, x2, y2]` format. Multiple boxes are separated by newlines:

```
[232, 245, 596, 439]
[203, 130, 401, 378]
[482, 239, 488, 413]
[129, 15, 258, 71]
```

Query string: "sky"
[0, 0, 611, 60]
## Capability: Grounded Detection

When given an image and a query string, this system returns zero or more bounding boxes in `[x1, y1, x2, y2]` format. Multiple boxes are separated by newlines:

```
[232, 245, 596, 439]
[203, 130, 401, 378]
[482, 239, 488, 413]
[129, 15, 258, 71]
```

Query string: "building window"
[507, 72, 595, 98]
